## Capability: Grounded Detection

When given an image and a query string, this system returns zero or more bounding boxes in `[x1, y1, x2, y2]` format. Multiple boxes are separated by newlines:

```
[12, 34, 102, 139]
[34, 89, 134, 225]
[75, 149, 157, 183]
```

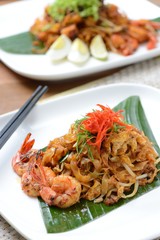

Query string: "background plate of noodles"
[0, 0, 160, 80]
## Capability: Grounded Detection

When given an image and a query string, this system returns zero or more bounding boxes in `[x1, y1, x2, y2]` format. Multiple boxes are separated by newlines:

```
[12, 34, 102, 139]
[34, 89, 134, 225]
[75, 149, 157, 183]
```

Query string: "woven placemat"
[1, 56, 160, 240]
[47, 56, 160, 100]
[0, 215, 25, 240]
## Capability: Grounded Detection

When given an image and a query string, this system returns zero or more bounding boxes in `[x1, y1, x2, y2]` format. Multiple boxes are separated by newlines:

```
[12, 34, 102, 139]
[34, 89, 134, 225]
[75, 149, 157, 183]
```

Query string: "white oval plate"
[0, 83, 160, 240]
[0, 0, 160, 81]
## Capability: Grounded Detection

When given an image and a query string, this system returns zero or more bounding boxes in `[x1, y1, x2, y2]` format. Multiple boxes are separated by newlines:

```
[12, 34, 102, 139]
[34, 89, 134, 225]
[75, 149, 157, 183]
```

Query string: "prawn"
[21, 170, 41, 197]
[40, 175, 81, 208]
[12, 133, 37, 176]
[128, 19, 160, 50]
[21, 153, 56, 197]
[110, 33, 138, 56]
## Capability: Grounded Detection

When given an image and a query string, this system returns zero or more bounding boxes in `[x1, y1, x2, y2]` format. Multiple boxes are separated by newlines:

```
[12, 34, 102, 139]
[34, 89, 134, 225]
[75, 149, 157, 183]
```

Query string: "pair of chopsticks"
[0, 85, 48, 149]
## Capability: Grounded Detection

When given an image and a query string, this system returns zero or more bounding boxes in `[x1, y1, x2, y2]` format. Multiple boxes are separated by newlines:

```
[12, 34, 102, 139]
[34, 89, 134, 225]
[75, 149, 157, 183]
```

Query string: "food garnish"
[67, 38, 90, 64]
[75, 104, 131, 151]
[46, 34, 72, 61]
[47, 0, 101, 22]
[90, 35, 108, 60]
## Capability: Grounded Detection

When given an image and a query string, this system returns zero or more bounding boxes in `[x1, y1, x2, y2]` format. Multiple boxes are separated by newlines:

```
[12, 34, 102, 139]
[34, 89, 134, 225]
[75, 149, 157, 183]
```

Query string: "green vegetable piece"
[47, 0, 102, 21]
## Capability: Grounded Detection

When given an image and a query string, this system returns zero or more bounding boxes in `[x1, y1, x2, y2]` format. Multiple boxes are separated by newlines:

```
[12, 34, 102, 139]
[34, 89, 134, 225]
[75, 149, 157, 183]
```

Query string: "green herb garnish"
[74, 118, 94, 160]
[47, 0, 102, 22]
[59, 152, 70, 163]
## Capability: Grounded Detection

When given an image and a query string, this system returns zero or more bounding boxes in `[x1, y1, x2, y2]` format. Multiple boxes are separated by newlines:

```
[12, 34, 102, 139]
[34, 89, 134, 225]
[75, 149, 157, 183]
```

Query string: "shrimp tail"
[19, 133, 35, 154]
[12, 133, 36, 176]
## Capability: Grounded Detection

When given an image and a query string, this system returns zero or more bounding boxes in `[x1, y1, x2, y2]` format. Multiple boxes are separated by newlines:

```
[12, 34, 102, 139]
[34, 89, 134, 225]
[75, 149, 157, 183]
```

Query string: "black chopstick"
[0, 85, 48, 149]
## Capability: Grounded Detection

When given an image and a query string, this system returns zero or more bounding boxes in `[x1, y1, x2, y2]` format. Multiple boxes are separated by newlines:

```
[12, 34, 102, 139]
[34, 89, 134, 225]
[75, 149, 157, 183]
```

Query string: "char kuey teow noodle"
[30, 0, 160, 55]
[12, 104, 160, 208]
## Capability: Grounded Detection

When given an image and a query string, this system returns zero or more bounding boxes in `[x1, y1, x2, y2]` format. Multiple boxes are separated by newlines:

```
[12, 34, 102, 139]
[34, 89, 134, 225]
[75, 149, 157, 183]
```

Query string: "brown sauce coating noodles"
[12, 104, 159, 207]
[42, 126, 158, 205]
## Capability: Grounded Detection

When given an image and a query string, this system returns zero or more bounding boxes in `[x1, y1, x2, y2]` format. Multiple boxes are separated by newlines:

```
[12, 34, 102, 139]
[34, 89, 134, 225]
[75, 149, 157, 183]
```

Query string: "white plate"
[0, 0, 160, 81]
[0, 83, 160, 240]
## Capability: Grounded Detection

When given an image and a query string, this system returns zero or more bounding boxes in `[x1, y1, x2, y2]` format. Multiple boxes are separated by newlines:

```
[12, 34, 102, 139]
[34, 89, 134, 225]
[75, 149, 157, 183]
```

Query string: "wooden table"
[1, 0, 160, 115]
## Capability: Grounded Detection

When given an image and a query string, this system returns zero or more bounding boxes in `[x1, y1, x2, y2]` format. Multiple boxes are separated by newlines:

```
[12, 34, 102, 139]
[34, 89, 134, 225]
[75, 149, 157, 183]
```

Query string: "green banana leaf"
[0, 32, 43, 54]
[153, 17, 160, 22]
[39, 96, 160, 233]
[0, 18, 159, 54]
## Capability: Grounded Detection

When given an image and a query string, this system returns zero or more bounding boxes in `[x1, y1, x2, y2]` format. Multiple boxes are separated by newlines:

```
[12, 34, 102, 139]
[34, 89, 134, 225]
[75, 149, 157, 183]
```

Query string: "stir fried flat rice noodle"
[30, 0, 160, 55]
[11, 104, 159, 208]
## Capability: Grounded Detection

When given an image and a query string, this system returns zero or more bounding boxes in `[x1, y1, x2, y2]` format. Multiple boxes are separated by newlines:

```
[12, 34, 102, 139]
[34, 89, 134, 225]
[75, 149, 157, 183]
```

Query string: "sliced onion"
[119, 182, 133, 187]
[121, 180, 139, 199]
[136, 173, 148, 180]
[155, 157, 160, 165]
[122, 163, 136, 177]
